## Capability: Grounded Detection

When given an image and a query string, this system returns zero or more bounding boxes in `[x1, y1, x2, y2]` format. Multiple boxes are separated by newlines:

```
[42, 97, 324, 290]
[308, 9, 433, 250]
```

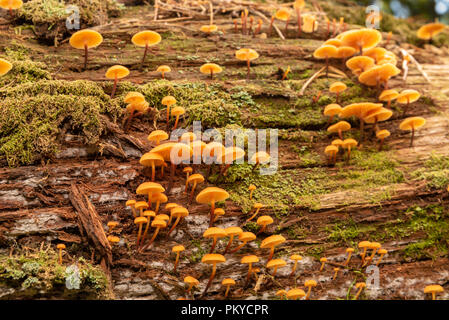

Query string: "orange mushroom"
[235, 48, 259, 79]
[187, 173, 205, 202]
[294, 0, 305, 36]
[346, 56, 375, 76]
[140, 152, 165, 182]
[131, 30, 162, 67]
[161, 96, 177, 127]
[201, 254, 226, 297]
[148, 130, 169, 146]
[171, 106, 185, 130]
[417, 22, 446, 44]
[327, 120, 351, 139]
[399, 117, 426, 147]
[324, 145, 339, 165]
[203, 227, 227, 253]
[229, 232, 256, 254]
[196, 187, 230, 226]
[0, 58, 12, 76]
[313, 45, 338, 77]
[200, 63, 223, 80]
[376, 129, 391, 151]
[329, 82, 347, 104]
[167, 206, 189, 236]
[379, 89, 399, 108]
[340, 28, 382, 55]
[69, 29, 103, 70]
[397, 89, 421, 116]
[358, 63, 401, 90]
[324, 103, 342, 125]
[274, 8, 291, 33]
[224, 226, 243, 254]
[105, 65, 130, 98]
[0, 0, 22, 18]
[260, 235, 286, 261]
[156, 65, 171, 79]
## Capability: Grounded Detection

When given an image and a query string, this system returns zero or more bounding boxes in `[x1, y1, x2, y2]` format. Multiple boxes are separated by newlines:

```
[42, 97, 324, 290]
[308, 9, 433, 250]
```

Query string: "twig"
[299, 66, 325, 95]
[399, 48, 430, 83]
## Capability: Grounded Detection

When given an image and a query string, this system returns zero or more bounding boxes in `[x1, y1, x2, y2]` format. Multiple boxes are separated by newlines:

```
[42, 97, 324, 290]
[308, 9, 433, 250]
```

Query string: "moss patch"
[411, 153, 449, 189]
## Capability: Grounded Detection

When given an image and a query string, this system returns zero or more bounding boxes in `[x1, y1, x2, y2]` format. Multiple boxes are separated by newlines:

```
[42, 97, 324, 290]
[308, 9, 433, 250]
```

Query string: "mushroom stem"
[296, 8, 302, 36]
[360, 118, 365, 140]
[166, 106, 171, 127]
[360, 248, 368, 264]
[141, 44, 149, 68]
[268, 247, 275, 261]
[155, 201, 161, 214]
[9, 7, 13, 18]
[209, 200, 216, 227]
[111, 75, 118, 98]
[336, 92, 340, 104]
[229, 241, 246, 254]
[136, 223, 144, 247]
[224, 235, 234, 254]
[272, 267, 278, 277]
[210, 69, 214, 80]
[285, 17, 290, 34]
[256, 225, 267, 235]
[333, 269, 339, 280]
[378, 138, 384, 151]
[246, 208, 261, 223]
[174, 252, 180, 273]
[151, 162, 156, 182]
[189, 181, 198, 203]
[346, 146, 352, 163]
[320, 261, 326, 272]
[169, 163, 176, 192]
[140, 220, 151, 249]
[305, 286, 312, 300]
[325, 57, 329, 77]
[202, 264, 217, 297]
[249, 189, 254, 200]
[344, 252, 353, 266]
[209, 238, 218, 253]
[84, 44, 88, 70]
[58, 248, 63, 264]
[338, 129, 343, 139]
[376, 253, 385, 266]
[410, 125, 415, 147]
[167, 215, 181, 236]
[224, 285, 231, 298]
[146, 227, 161, 248]
[354, 286, 364, 300]
[173, 115, 180, 130]
[161, 71, 165, 79]
[290, 261, 298, 277]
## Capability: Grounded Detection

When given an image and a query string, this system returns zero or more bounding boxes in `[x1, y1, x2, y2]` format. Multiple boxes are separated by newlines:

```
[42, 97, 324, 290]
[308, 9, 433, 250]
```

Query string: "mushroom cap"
[346, 248, 354, 253]
[266, 258, 287, 269]
[200, 63, 223, 75]
[424, 284, 444, 294]
[257, 215, 274, 226]
[358, 63, 401, 87]
[336, 46, 357, 59]
[214, 208, 225, 217]
[155, 214, 169, 221]
[346, 56, 375, 75]
[166, 203, 179, 211]
[260, 235, 286, 249]
[376, 129, 390, 140]
[324, 145, 339, 155]
[148, 130, 169, 143]
[201, 253, 226, 265]
[241, 255, 259, 264]
[203, 227, 227, 239]
[320, 257, 327, 263]
[363, 47, 388, 63]
[331, 139, 344, 147]
[69, 29, 103, 49]
[304, 279, 317, 287]
[171, 206, 189, 218]
[363, 108, 393, 123]
[171, 106, 186, 117]
[293, 0, 305, 9]
[150, 142, 177, 161]
[124, 92, 145, 105]
[358, 240, 371, 248]
[287, 288, 306, 299]
[196, 187, 230, 204]
[186, 173, 205, 185]
[396, 89, 421, 104]
[107, 221, 119, 228]
[136, 182, 165, 195]
[274, 8, 291, 21]
[161, 95, 177, 106]
[249, 184, 257, 191]
[250, 151, 270, 164]
[313, 45, 338, 59]
[184, 276, 199, 286]
[221, 146, 245, 164]
[183, 167, 193, 174]
[340, 102, 383, 119]
[327, 121, 351, 133]
[0, 0, 22, 9]
[225, 226, 243, 236]
[143, 210, 156, 218]
[107, 235, 120, 243]
[172, 245, 185, 252]
[340, 28, 382, 51]
[157, 65, 171, 73]
[126, 101, 149, 114]
[238, 232, 256, 242]
[152, 192, 168, 203]
[324, 104, 342, 117]
[399, 117, 426, 131]
[324, 38, 343, 47]
[203, 142, 226, 158]
[276, 289, 288, 297]
[151, 219, 167, 228]
[134, 201, 149, 210]
[0, 58, 12, 76]
[200, 25, 218, 33]
[291, 254, 302, 261]
[378, 248, 388, 256]
[140, 152, 165, 167]
[369, 242, 382, 249]
[379, 89, 399, 102]
[355, 282, 366, 289]
[56, 244, 66, 249]
[132, 30, 162, 47]
[253, 203, 264, 209]
[222, 278, 236, 286]
[417, 23, 446, 40]
[126, 199, 136, 207]
[105, 65, 130, 79]
[329, 82, 347, 94]
[342, 138, 358, 149]
[235, 48, 259, 61]
[134, 216, 148, 225]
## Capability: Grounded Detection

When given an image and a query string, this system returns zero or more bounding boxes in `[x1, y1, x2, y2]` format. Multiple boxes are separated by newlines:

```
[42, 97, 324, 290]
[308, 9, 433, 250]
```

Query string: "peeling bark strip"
[69, 183, 112, 269]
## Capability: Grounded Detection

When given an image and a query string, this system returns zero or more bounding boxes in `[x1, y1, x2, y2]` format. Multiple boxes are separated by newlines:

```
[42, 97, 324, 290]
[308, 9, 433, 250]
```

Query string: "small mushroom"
[376, 248, 388, 266]
[364, 241, 381, 266]
[140, 210, 156, 246]
[354, 282, 366, 300]
[304, 279, 317, 300]
[167, 206, 189, 236]
[329, 82, 347, 104]
[222, 278, 236, 298]
[290, 254, 303, 277]
[376, 129, 391, 151]
[200, 25, 218, 34]
[107, 221, 119, 232]
[105, 65, 130, 98]
[260, 235, 286, 261]
[221, 146, 245, 176]
[172, 245, 185, 273]
[248, 184, 256, 200]
[69, 29, 103, 70]
[340, 28, 382, 55]
[241, 255, 260, 282]
[152, 192, 168, 213]
[134, 216, 148, 247]
[399, 117, 426, 147]
[358, 63, 400, 90]
[344, 248, 354, 266]
[287, 288, 306, 300]
[358, 241, 371, 264]
[183, 167, 193, 191]
[131, 30, 162, 67]
[324, 145, 339, 165]
[126, 199, 137, 217]
[201, 254, 226, 297]
[424, 285, 444, 300]
[203, 227, 227, 253]
[302, 13, 318, 33]
[229, 232, 256, 254]
[246, 203, 264, 222]
[196, 187, 230, 227]
[165, 203, 179, 225]
[171, 106, 185, 130]
[200, 63, 223, 80]
[256, 215, 273, 235]
[184, 276, 199, 295]
[417, 22, 446, 44]
[107, 235, 120, 246]
[156, 65, 171, 79]
[346, 56, 375, 76]
[397, 89, 421, 116]
[56, 244, 66, 264]
[319, 257, 327, 272]
[327, 121, 351, 139]
[136, 182, 165, 209]
[140, 152, 165, 182]
[364, 108, 393, 132]
[235, 48, 259, 79]
[324, 104, 342, 126]
[161, 96, 177, 127]
[250, 151, 270, 171]
[267, 258, 287, 277]
[294, 0, 305, 36]
[144, 218, 167, 248]
[212, 208, 225, 223]
[276, 289, 288, 299]
[274, 8, 291, 33]
[223, 226, 243, 253]
[187, 174, 205, 202]
[313, 45, 338, 77]
[379, 89, 399, 108]
[148, 130, 169, 146]
[0, 0, 22, 18]
[333, 268, 340, 280]
[134, 201, 149, 216]
[342, 138, 358, 162]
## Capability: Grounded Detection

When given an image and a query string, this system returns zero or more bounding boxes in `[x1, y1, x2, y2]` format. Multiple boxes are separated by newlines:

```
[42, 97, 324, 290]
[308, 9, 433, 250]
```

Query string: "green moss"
[411, 153, 449, 189]
[0, 249, 110, 299]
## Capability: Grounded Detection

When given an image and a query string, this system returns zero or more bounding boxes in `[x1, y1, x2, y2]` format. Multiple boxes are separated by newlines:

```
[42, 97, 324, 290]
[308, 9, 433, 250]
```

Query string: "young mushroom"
[397, 89, 421, 116]
[399, 117, 426, 147]
[167, 206, 189, 236]
[200, 25, 218, 34]
[229, 232, 256, 254]
[379, 89, 399, 108]
[376, 248, 388, 266]
[161, 96, 177, 127]
[0, 58, 12, 77]
[294, 0, 305, 36]
[134, 201, 149, 216]
[324, 104, 342, 126]
[241, 255, 260, 282]
[249, 184, 256, 200]
[212, 208, 225, 223]
[276, 289, 288, 300]
[134, 216, 148, 247]
[184, 276, 199, 295]
[246, 203, 264, 222]
[140, 152, 165, 182]
[56, 244, 66, 264]
[156, 65, 171, 79]
[333, 268, 340, 280]
[364, 241, 381, 266]
[105, 65, 130, 98]
[346, 56, 375, 76]
[107, 235, 120, 246]
[302, 13, 318, 33]
[260, 235, 286, 261]
[152, 192, 168, 213]
[126, 199, 137, 217]
[171, 106, 185, 130]
[290, 254, 303, 277]
[136, 182, 165, 209]
[143, 218, 167, 248]
[222, 278, 236, 298]
[200, 63, 223, 80]
[196, 187, 230, 227]
[148, 130, 169, 146]
[235, 48, 259, 80]
[203, 227, 227, 253]
[424, 285, 444, 300]
[267, 259, 287, 277]
[313, 45, 338, 77]
[329, 82, 347, 104]
[183, 167, 193, 190]
[172, 245, 185, 273]
[140, 210, 156, 246]
[274, 8, 291, 33]
[327, 121, 351, 139]
[107, 221, 119, 232]
[344, 248, 354, 266]
[304, 280, 317, 300]
[187, 174, 205, 203]
[201, 254, 226, 297]
[69, 29, 103, 70]
[223, 226, 243, 254]
[131, 30, 162, 67]
[417, 22, 446, 44]
[256, 215, 273, 235]
[324, 145, 339, 165]
[287, 288, 306, 300]
[358, 241, 371, 264]
[354, 282, 366, 300]
[319, 257, 327, 272]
